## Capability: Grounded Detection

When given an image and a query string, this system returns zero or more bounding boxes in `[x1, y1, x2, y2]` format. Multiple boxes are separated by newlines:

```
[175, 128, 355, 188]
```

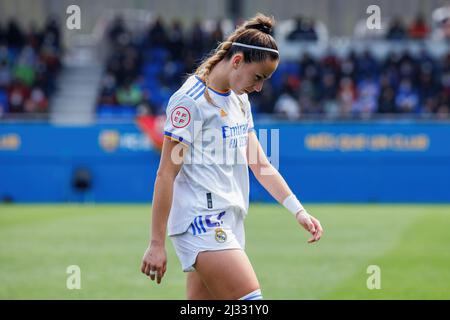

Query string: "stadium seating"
[95, 15, 450, 121]
[0, 18, 62, 119]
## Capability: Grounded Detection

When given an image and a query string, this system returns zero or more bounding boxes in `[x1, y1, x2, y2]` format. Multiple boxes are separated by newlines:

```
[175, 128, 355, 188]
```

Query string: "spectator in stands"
[321, 52, 341, 77]
[26, 22, 42, 50]
[188, 20, 207, 58]
[8, 79, 30, 113]
[395, 78, 420, 113]
[408, 13, 430, 39]
[397, 51, 417, 80]
[357, 51, 379, 80]
[13, 46, 36, 87]
[422, 97, 439, 116]
[321, 72, 340, 118]
[208, 20, 224, 48]
[337, 77, 357, 116]
[96, 15, 450, 121]
[340, 51, 358, 80]
[24, 86, 48, 113]
[0, 51, 11, 89]
[417, 50, 438, 82]
[0, 18, 61, 119]
[386, 17, 408, 40]
[436, 103, 450, 118]
[99, 71, 117, 105]
[6, 19, 26, 49]
[440, 69, 450, 101]
[0, 50, 7, 113]
[378, 87, 397, 114]
[0, 91, 7, 115]
[0, 23, 6, 45]
[108, 15, 127, 45]
[39, 46, 61, 93]
[381, 52, 401, 85]
[419, 71, 441, 107]
[121, 55, 140, 83]
[42, 16, 61, 50]
[148, 16, 168, 48]
[300, 53, 320, 84]
[249, 81, 276, 114]
[116, 78, 143, 107]
[274, 83, 300, 119]
[320, 72, 338, 101]
[298, 79, 320, 114]
[287, 15, 318, 41]
[353, 75, 379, 117]
[167, 19, 185, 61]
[137, 95, 159, 116]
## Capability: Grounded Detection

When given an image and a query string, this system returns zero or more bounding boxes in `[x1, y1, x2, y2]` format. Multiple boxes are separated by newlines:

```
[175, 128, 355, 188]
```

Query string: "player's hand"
[141, 241, 167, 284]
[296, 210, 323, 244]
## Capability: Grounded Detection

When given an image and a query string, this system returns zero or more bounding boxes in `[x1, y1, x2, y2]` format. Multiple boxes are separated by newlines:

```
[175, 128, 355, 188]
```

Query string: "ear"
[231, 53, 243, 69]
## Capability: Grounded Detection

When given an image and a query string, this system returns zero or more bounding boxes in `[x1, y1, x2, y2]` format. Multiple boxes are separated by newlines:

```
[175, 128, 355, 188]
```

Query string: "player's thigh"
[194, 249, 260, 300]
[186, 270, 215, 300]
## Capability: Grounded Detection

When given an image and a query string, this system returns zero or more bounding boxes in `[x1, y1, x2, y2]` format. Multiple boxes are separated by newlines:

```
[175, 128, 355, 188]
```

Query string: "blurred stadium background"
[1, 0, 450, 299]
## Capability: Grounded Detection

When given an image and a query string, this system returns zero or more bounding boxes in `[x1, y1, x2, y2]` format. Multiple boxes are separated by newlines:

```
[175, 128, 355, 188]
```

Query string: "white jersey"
[164, 75, 255, 236]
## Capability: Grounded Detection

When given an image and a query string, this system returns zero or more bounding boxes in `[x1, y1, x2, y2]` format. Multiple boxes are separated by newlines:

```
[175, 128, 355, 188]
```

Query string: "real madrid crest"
[215, 228, 227, 243]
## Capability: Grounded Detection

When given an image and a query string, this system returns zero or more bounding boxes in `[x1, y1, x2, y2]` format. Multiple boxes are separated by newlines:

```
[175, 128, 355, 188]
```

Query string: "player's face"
[230, 56, 278, 95]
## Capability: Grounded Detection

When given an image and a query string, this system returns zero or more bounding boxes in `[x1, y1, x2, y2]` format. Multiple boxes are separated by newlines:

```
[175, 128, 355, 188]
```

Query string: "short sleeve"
[164, 94, 202, 146]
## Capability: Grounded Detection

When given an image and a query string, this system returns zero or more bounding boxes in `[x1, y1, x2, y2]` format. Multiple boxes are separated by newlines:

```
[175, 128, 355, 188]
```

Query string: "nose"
[254, 81, 263, 92]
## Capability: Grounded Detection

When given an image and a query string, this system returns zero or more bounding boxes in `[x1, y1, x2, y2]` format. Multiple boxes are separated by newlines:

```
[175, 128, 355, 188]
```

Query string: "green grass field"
[1, 204, 449, 299]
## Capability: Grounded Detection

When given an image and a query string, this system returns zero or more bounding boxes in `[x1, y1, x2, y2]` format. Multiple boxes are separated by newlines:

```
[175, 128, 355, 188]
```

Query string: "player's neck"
[207, 60, 230, 92]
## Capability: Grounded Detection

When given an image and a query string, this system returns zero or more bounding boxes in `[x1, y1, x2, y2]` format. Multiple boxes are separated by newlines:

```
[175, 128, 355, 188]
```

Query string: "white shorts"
[170, 209, 245, 272]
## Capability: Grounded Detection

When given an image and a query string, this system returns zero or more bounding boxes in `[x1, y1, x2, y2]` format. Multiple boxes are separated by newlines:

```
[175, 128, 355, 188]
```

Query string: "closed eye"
[256, 74, 270, 81]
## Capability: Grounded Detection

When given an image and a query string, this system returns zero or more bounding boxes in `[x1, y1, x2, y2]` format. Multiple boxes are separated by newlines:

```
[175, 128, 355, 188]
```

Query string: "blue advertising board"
[1, 121, 449, 203]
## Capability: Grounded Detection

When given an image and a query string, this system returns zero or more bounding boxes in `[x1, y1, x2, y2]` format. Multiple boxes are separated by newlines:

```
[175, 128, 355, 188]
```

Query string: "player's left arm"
[247, 131, 323, 243]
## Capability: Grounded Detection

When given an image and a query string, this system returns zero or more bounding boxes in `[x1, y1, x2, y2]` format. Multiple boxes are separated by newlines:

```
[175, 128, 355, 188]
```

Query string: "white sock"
[238, 289, 263, 300]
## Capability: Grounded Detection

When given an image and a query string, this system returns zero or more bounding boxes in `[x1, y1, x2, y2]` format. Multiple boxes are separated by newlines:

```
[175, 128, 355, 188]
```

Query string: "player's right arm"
[141, 137, 186, 284]
[141, 93, 200, 284]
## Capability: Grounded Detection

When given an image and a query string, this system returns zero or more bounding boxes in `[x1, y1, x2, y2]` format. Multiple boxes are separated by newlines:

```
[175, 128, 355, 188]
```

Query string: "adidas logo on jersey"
[220, 108, 228, 117]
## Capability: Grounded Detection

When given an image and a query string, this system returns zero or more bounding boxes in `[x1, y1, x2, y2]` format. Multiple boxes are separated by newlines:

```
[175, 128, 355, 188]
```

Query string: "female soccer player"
[141, 13, 323, 300]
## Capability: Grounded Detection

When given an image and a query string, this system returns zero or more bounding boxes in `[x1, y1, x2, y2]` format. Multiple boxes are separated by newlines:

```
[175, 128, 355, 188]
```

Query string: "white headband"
[231, 42, 279, 54]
